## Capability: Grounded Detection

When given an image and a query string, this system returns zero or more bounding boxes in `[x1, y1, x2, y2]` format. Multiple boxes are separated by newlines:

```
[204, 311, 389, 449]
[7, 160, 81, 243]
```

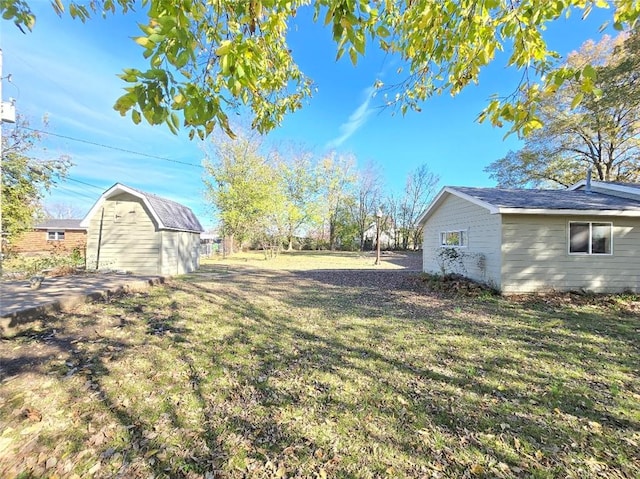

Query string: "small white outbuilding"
[81, 183, 204, 276]
[418, 181, 640, 293]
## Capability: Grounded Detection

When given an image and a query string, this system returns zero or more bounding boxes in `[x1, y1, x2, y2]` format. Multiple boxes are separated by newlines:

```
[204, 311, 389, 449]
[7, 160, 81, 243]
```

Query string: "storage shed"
[81, 183, 204, 275]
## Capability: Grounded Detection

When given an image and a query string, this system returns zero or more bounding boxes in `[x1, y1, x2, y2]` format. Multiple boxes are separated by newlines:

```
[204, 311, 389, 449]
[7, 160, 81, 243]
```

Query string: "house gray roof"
[34, 219, 86, 230]
[454, 187, 640, 211]
[81, 183, 204, 233]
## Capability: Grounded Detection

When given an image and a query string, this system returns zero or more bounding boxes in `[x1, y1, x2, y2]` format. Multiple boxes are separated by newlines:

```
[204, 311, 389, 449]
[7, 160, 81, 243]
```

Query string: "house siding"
[86, 193, 161, 275]
[422, 194, 502, 288]
[11, 230, 86, 255]
[501, 214, 640, 293]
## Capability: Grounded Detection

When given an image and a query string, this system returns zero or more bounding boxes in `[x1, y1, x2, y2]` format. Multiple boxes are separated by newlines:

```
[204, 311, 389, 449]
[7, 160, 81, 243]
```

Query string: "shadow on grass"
[1, 266, 638, 478]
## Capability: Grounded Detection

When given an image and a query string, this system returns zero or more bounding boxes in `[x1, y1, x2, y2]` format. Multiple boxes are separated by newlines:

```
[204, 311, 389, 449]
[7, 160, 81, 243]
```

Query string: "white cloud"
[325, 86, 375, 149]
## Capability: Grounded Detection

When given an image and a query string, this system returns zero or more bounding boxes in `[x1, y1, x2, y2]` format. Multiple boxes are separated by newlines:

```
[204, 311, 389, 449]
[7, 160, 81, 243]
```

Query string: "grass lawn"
[1, 252, 638, 478]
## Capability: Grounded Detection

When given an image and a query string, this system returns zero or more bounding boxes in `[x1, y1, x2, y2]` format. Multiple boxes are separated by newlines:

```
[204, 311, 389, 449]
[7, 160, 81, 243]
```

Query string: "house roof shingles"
[34, 219, 86, 230]
[453, 186, 640, 211]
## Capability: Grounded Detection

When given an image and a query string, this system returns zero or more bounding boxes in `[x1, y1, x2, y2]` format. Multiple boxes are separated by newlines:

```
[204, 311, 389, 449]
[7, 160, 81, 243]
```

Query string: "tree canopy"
[1, 117, 72, 250]
[485, 29, 640, 188]
[4, 0, 639, 139]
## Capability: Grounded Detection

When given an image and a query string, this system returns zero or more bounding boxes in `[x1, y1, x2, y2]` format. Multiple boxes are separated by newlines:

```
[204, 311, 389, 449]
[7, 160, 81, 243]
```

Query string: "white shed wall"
[422, 194, 502, 288]
[160, 230, 200, 276]
[501, 214, 640, 293]
[86, 193, 161, 275]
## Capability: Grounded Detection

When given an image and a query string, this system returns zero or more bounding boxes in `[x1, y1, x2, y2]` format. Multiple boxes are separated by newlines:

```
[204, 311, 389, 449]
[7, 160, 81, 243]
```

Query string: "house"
[81, 183, 204, 275]
[10, 219, 87, 256]
[362, 221, 395, 250]
[418, 181, 640, 293]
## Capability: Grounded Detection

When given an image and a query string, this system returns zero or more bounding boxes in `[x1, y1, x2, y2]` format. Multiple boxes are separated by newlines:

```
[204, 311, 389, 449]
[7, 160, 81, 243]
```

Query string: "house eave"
[568, 180, 640, 196]
[498, 207, 640, 216]
[34, 227, 87, 231]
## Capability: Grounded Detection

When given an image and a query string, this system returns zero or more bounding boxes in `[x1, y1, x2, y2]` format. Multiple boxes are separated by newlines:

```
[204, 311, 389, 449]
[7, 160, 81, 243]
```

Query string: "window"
[569, 222, 612, 255]
[440, 230, 467, 247]
[47, 230, 65, 241]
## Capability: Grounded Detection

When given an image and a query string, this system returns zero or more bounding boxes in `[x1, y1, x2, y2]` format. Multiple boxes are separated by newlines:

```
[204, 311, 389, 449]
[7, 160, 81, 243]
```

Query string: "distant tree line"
[202, 129, 439, 256]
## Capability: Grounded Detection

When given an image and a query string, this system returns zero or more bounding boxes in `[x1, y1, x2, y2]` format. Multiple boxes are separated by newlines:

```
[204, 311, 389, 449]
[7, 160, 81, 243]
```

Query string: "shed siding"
[160, 230, 200, 275]
[422, 194, 502, 288]
[501, 214, 640, 293]
[86, 193, 161, 275]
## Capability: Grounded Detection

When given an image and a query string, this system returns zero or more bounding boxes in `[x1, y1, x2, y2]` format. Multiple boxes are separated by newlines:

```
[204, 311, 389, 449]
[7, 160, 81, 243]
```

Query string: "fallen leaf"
[45, 457, 58, 469]
[470, 463, 484, 474]
[23, 407, 42, 422]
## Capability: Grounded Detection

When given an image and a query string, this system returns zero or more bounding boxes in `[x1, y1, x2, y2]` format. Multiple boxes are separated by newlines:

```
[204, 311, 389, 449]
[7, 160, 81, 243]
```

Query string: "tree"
[350, 162, 383, 251]
[45, 201, 84, 219]
[486, 30, 640, 188]
[398, 164, 439, 250]
[1, 117, 71, 251]
[274, 148, 321, 251]
[202, 129, 276, 254]
[5, 1, 639, 138]
[317, 152, 356, 251]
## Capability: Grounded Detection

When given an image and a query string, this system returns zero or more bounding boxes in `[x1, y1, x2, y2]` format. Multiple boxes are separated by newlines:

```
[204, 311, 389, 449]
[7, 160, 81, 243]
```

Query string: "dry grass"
[200, 250, 421, 270]
[0, 253, 638, 478]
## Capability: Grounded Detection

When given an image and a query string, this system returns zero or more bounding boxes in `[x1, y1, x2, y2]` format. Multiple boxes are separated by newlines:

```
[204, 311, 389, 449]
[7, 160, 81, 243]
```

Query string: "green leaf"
[216, 40, 232, 56]
[349, 47, 357, 66]
[582, 64, 597, 80]
[571, 92, 584, 109]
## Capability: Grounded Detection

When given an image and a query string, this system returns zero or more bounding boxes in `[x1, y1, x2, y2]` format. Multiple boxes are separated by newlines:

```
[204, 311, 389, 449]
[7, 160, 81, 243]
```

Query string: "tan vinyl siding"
[160, 230, 201, 275]
[86, 193, 161, 275]
[422, 194, 502, 288]
[501, 214, 640, 293]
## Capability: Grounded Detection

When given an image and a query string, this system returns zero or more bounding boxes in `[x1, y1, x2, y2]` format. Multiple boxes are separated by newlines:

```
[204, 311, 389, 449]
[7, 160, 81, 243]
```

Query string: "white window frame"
[568, 221, 613, 256]
[439, 230, 467, 248]
[47, 230, 65, 241]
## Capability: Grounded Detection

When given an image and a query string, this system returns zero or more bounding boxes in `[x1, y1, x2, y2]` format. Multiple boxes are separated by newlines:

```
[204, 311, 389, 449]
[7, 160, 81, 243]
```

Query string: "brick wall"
[11, 229, 87, 256]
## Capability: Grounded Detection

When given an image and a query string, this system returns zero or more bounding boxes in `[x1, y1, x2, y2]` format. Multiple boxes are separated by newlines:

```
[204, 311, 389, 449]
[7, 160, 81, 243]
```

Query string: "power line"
[54, 184, 99, 201]
[65, 176, 105, 190]
[21, 126, 204, 169]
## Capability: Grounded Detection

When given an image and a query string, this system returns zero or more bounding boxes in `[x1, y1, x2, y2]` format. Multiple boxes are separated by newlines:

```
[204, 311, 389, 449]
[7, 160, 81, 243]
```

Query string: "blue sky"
[2, 4, 616, 230]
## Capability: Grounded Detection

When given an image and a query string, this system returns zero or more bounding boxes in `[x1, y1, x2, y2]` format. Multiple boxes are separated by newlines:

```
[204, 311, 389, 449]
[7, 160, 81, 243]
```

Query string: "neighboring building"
[10, 219, 87, 255]
[418, 181, 640, 294]
[362, 221, 395, 250]
[81, 183, 204, 275]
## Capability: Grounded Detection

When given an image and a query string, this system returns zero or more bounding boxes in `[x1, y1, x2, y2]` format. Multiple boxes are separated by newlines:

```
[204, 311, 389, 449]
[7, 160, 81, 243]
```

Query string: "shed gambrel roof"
[418, 184, 640, 226]
[80, 183, 204, 233]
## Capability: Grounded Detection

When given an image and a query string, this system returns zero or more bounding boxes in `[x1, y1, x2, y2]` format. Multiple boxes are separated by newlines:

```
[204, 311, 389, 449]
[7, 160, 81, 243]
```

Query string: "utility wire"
[21, 126, 204, 169]
[65, 176, 106, 191]
[54, 184, 100, 201]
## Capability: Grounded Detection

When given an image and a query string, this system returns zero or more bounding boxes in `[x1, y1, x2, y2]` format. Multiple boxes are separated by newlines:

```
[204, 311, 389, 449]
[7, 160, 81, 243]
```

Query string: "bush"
[2, 250, 85, 278]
